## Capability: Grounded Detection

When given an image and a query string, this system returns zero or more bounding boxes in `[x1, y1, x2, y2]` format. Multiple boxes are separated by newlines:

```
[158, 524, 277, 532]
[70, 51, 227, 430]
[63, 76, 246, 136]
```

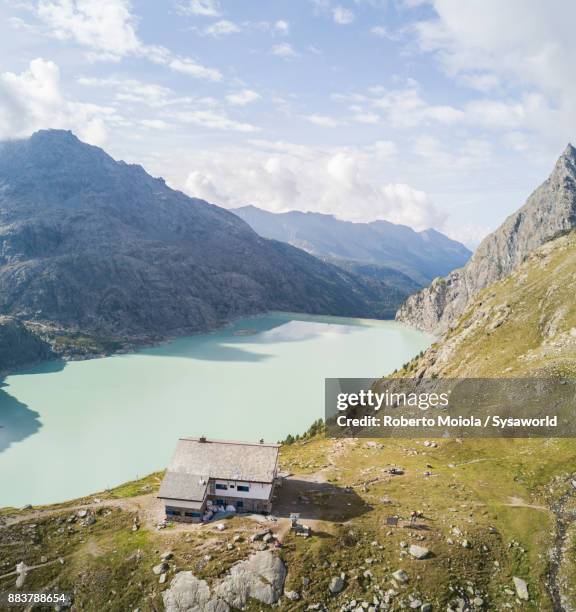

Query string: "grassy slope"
[3, 436, 576, 611]
[399, 231, 576, 379]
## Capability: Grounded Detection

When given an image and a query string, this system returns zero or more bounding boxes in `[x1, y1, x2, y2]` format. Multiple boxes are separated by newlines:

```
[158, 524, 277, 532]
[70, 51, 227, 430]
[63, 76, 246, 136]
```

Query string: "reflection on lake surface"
[0, 313, 431, 507]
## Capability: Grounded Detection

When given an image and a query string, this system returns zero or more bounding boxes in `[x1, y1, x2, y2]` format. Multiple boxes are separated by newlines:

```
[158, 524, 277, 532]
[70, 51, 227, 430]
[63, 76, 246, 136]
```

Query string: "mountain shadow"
[0, 385, 41, 454]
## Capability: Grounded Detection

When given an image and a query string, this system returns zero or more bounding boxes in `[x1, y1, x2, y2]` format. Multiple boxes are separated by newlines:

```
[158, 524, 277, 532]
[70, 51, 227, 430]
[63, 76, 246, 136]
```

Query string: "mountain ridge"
[393, 229, 576, 379]
[0, 130, 401, 371]
[233, 205, 471, 287]
[396, 143, 576, 332]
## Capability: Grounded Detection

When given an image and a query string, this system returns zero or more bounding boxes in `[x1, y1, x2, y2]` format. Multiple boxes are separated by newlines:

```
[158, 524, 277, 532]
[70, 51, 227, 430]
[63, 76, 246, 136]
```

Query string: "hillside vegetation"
[398, 230, 576, 378]
[3, 435, 576, 611]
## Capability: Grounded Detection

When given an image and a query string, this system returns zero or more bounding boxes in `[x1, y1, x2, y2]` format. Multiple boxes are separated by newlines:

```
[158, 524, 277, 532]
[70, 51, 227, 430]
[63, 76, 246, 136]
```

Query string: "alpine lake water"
[0, 312, 432, 508]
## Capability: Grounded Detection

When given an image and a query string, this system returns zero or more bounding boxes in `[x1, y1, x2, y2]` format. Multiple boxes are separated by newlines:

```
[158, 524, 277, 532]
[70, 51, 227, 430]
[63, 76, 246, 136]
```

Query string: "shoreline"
[1, 309, 405, 381]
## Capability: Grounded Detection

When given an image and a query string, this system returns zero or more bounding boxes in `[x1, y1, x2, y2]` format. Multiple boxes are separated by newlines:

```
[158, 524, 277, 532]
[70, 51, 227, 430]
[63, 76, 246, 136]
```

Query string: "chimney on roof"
[259, 438, 264, 444]
[199, 436, 207, 443]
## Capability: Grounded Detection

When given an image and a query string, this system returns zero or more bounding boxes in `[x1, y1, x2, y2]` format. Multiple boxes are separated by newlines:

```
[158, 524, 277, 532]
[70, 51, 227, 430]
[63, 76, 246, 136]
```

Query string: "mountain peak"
[29, 129, 82, 145]
[552, 142, 576, 181]
[398, 141, 576, 332]
[561, 142, 576, 159]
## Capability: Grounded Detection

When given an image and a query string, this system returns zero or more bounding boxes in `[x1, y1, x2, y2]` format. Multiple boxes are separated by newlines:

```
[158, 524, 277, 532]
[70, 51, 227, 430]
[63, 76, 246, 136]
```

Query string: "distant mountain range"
[397, 144, 576, 332]
[0, 130, 412, 371]
[233, 205, 471, 287]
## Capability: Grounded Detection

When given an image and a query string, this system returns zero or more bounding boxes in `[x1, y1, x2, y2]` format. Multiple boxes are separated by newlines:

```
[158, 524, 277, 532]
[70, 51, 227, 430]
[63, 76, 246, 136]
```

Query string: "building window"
[236, 501, 244, 508]
[166, 508, 180, 516]
[215, 483, 228, 490]
[185, 511, 202, 517]
[215, 499, 225, 505]
[237, 485, 250, 492]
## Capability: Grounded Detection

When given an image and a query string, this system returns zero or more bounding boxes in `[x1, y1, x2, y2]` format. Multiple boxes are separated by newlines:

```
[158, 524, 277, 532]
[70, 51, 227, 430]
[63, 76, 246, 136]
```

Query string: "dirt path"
[1, 494, 163, 531]
[506, 496, 548, 511]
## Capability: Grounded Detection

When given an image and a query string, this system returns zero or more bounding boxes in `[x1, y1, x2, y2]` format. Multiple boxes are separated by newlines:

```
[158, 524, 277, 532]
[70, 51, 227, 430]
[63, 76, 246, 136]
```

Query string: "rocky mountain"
[0, 130, 400, 365]
[233, 206, 471, 286]
[396, 229, 576, 379]
[397, 144, 576, 332]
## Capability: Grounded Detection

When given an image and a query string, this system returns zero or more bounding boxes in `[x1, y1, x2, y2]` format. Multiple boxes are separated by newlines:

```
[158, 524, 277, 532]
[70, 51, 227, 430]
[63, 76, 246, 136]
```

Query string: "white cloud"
[334, 81, 546, 132]
[371, 85, 464, 127]
[180, 0, 221, 17]
[351, 111, 380, 124]
[271, 43, 299, 59]
[173, 110, 259, 132]
[182, 139, 445, 230]
[226, 89, 261, 106]
[166, 57, 222, 81]
[76, 75, 258, 133]
[274, 20, 290, 35]
[30, 0, 222, 80]
[141, 118, 169, 130]
[204, 20, 241, 37]
[305, 114, 342, 127]
[370, 25, 388, 37]
[35, 0, 141, 60]
[333, 6, 355, 24]
[0, 58, 114, 145]
[78, 76, 175, 106]
[413, 0, 576, 143]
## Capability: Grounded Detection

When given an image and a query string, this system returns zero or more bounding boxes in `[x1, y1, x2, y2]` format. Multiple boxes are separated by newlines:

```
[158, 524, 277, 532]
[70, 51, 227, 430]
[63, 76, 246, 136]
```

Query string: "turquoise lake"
[0, 313, 432, 508]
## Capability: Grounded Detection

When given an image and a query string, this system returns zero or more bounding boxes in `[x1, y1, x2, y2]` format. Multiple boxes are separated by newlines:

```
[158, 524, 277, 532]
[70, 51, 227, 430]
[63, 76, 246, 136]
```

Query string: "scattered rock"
[153, 562, 169, 575]
[15, 562, 28, 589]
[392, 570, 408, 583]
[285, 590, 300, 601]
[408, 545, 430, 560]
[329, 576, 345, 594]
[513, 577, 529, 601]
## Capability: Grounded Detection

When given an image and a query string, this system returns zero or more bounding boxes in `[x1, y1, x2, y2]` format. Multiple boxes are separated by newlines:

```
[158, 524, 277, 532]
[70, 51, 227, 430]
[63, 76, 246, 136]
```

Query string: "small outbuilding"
[158, 437, 280, 522]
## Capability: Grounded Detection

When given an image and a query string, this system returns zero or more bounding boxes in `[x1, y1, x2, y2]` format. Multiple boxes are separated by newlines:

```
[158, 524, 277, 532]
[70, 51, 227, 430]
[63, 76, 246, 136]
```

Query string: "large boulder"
[162, 572, 229, 612]
[215, 551, 286, 607]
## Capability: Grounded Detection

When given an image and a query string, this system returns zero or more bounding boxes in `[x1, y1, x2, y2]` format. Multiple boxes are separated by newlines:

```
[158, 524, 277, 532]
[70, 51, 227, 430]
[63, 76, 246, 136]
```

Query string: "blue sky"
[1, 0, 575, 246]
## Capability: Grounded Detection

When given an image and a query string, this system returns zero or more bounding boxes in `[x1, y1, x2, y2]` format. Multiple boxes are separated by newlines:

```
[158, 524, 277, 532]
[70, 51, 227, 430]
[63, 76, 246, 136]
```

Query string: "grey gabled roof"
[161, 438, 280, 499]
[158, 471, 208, 503]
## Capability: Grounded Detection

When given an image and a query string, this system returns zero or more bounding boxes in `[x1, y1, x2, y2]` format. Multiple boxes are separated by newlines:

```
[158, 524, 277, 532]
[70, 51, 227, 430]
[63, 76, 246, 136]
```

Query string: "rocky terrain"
[395, 230, 576, 379]
[0, 130, 404, 372]
[3, 430, 576, 611]
[233, 206, 471, 287]
[397, 144, 576, 333]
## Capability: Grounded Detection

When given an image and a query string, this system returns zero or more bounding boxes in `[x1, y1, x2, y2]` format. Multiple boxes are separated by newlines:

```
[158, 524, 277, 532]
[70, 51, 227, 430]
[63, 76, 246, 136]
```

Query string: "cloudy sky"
[1, 0, 575, 246]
